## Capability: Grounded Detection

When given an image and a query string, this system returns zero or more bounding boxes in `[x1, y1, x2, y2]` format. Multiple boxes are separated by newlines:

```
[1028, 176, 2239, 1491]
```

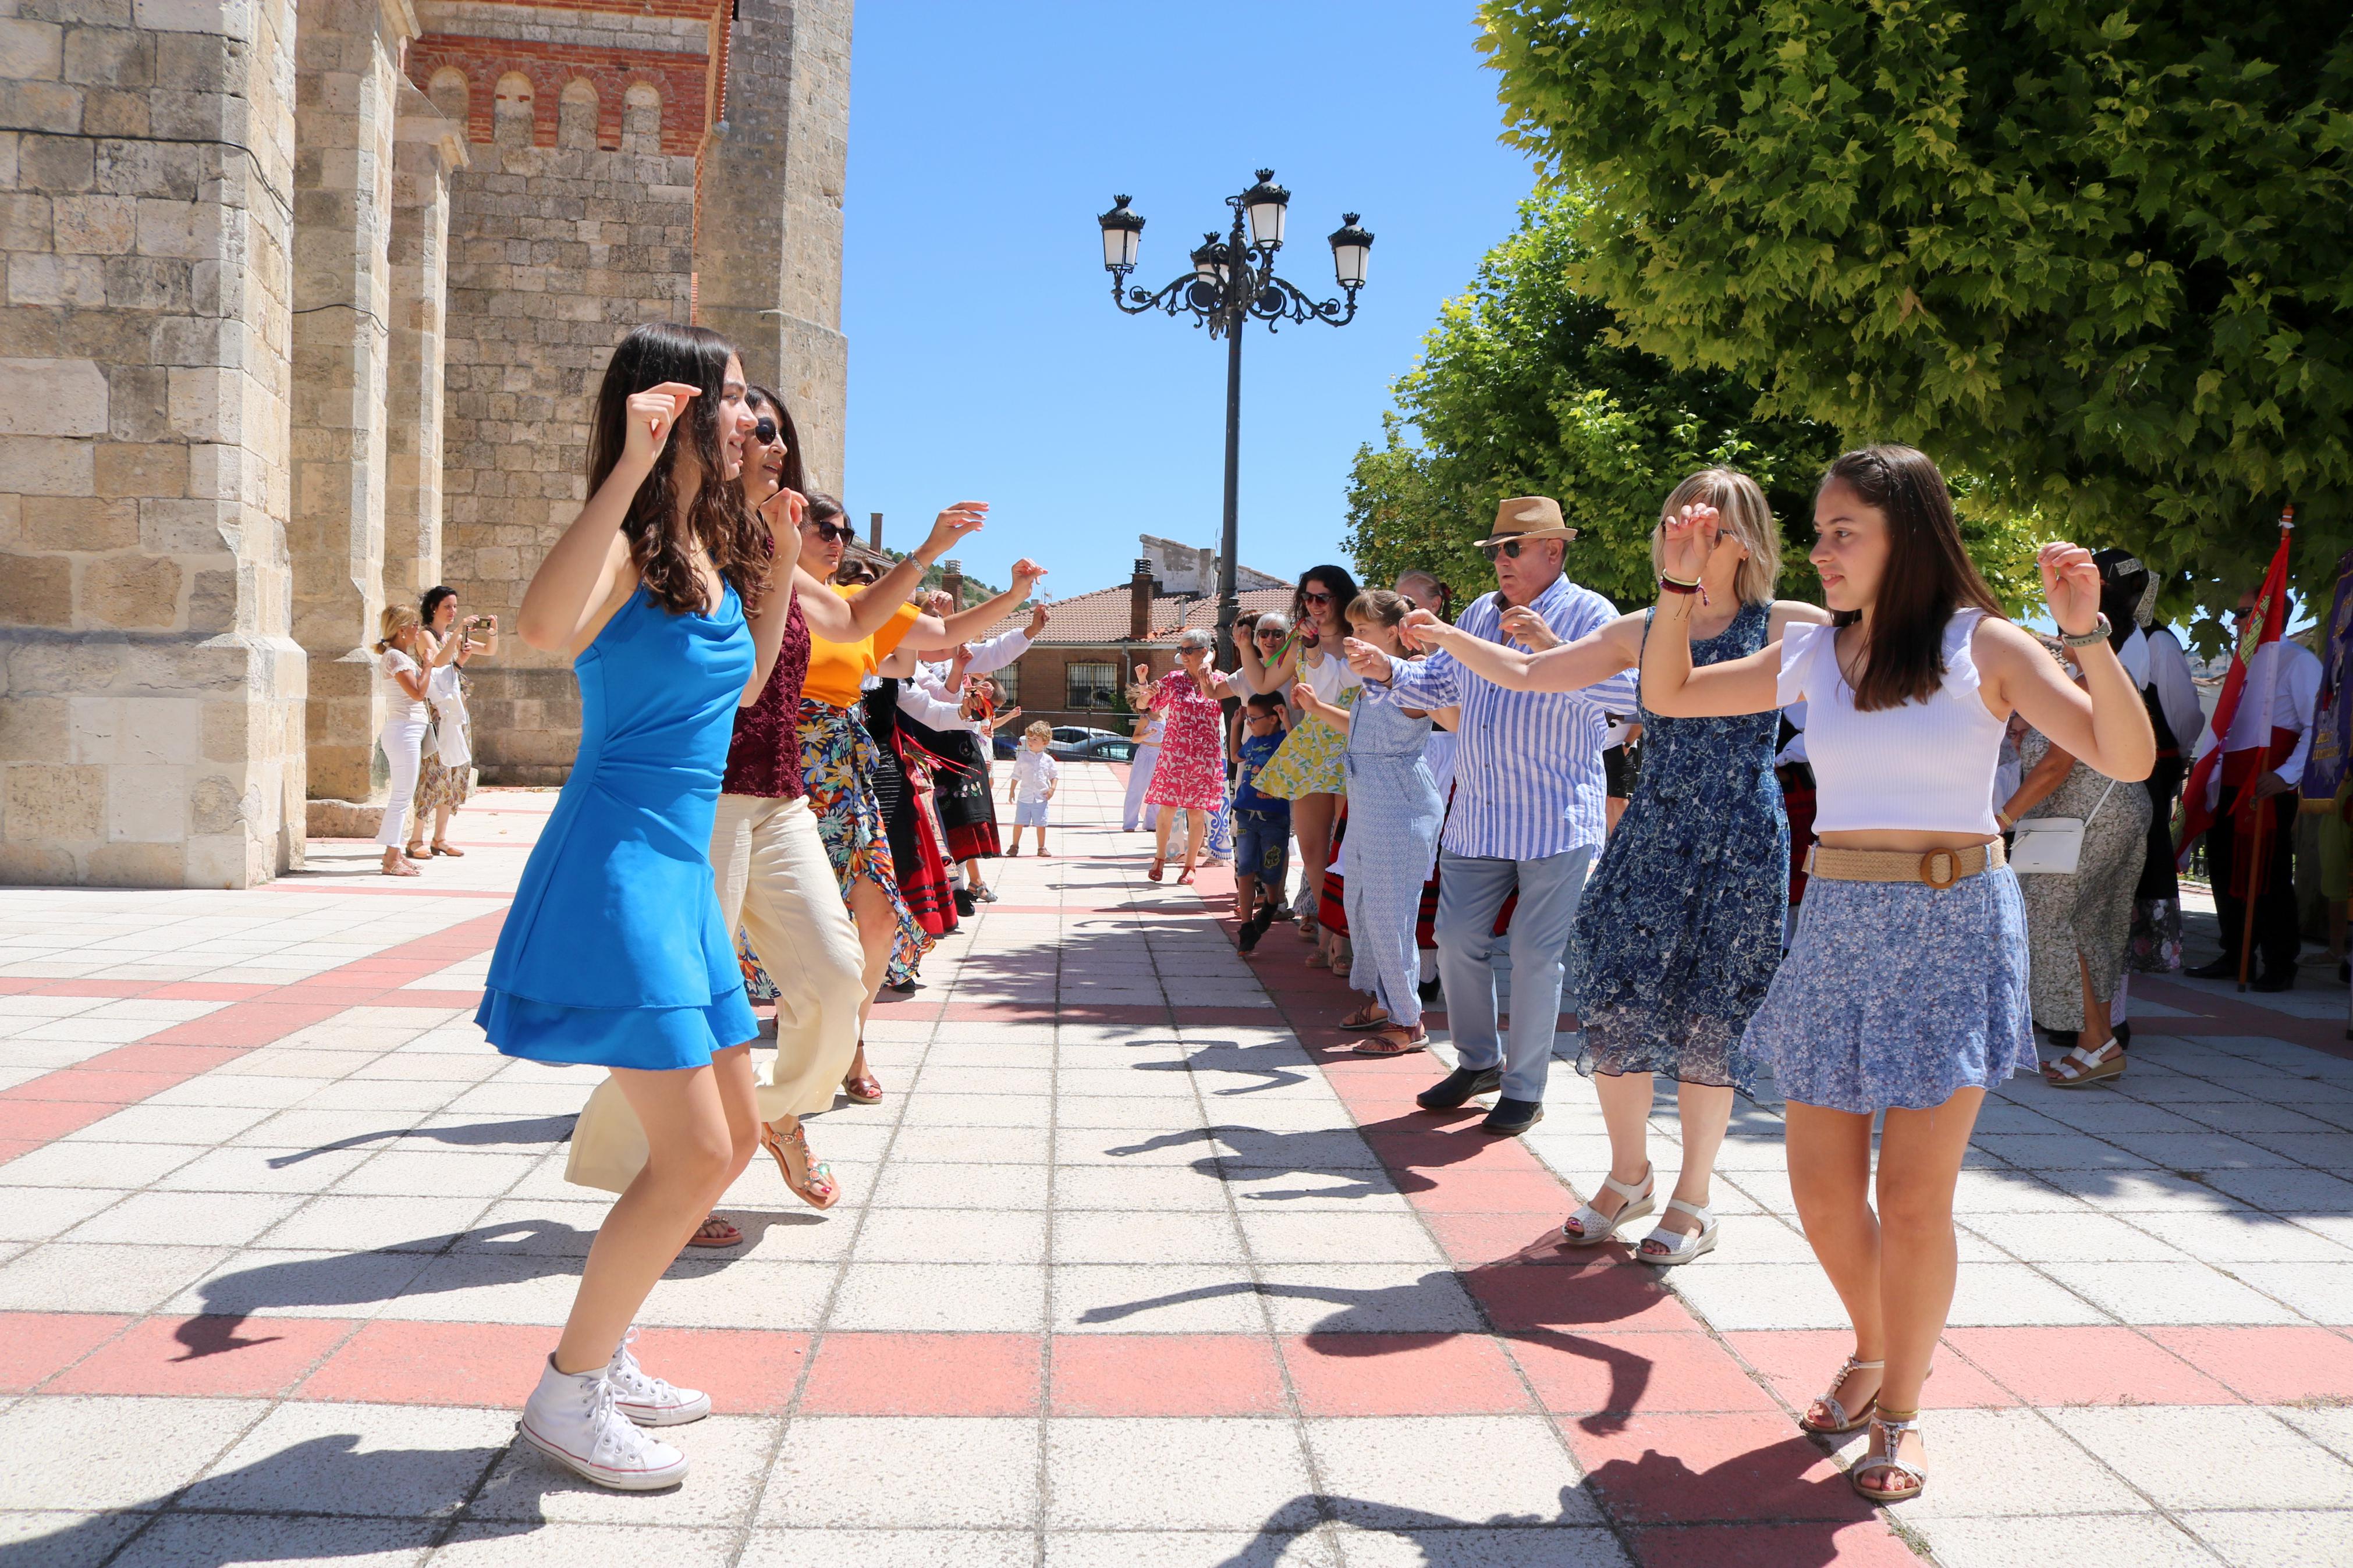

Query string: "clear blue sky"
[837, 1, 1535, 600]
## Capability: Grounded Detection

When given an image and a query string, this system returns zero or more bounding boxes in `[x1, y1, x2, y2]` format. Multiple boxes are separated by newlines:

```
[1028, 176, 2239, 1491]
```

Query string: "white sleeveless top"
[1301, 644, 1362, 702]
[1777, 610, 2004, 835]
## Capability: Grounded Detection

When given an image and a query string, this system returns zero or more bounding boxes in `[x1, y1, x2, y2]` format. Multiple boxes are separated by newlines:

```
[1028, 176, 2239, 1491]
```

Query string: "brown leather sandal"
[1339, 1002, 1390, 1030]
[1348, 1023, 1428, 1057]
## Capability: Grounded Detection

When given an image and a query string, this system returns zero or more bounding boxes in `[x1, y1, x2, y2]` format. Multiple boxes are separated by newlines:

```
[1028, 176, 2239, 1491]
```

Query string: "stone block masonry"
[0, 0, 849, 881]
[0, 0, 310, 889]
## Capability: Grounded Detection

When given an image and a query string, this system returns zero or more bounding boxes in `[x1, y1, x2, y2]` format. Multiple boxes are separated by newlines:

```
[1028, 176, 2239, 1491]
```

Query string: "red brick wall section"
[406, 36, 712, 157]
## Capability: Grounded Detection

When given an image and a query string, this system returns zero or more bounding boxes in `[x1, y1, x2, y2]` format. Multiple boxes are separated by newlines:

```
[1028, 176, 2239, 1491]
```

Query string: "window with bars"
[1066, 661, 1118, 711]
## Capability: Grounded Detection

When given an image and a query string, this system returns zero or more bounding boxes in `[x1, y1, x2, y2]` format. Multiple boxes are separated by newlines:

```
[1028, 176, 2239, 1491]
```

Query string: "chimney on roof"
[1129, 558, 1153, 642]
[941, 559, 964, 611]
[868, 512, 883, 552]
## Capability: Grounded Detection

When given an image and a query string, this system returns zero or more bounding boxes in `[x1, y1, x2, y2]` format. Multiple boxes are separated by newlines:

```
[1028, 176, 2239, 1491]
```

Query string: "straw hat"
[1477, 495, 1577, 547]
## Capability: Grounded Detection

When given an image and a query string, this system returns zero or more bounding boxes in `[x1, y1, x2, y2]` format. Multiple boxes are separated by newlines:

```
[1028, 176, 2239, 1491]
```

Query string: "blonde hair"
[373, 603, 420, 655]
[1649, 468, 1781, 607]
[1345, 589, 1411, 630]
[1024, 719, 1052, 742]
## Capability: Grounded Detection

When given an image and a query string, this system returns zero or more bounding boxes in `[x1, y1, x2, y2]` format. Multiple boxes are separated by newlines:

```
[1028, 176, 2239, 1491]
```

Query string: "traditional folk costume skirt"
[934, 728, 1002, 861]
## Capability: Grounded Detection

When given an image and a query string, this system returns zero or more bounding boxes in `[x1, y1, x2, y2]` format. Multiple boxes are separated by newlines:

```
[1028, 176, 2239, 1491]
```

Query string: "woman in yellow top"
[792, 492, 1046, 1103]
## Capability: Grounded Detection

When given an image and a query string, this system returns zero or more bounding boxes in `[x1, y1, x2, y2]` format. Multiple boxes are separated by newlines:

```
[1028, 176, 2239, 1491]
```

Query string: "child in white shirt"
[1006, 720, 1059, 856]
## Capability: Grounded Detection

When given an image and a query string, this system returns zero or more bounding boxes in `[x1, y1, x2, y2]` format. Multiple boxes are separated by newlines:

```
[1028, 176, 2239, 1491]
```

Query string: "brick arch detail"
[406, 36, 709, 157]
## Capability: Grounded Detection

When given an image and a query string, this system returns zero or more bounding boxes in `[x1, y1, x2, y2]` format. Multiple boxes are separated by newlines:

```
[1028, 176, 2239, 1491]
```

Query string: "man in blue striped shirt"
[1350, 497, 1638, 1134]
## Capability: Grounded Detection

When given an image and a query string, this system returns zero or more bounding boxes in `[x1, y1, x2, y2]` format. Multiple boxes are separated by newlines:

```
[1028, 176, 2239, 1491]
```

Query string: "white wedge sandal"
[1560, 1167, 1654, 1247]
[1636, 1198, 1719, 1265]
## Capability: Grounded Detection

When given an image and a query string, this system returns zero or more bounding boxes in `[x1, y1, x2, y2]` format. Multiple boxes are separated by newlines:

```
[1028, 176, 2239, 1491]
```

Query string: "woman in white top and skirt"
[1641, 445, 2153, 1503]
[372, 604, 457, 877]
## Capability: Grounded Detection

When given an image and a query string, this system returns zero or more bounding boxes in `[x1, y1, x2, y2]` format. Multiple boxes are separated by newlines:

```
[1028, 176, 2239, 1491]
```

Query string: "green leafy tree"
[1479, 0, 2353, 635]
[1347, 189, 1892, 609]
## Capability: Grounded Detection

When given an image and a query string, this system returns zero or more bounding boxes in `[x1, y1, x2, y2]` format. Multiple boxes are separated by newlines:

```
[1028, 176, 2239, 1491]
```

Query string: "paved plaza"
[3, 765, 2353, 1566]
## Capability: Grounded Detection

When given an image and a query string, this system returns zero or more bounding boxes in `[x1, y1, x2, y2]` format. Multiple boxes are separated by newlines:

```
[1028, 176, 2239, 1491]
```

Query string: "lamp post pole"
[1099, 172, 1374, 669]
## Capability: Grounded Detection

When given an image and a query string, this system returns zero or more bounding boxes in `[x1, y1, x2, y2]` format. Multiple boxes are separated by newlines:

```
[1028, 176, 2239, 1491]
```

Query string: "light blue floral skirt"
[1745, 865, 2034, 1114]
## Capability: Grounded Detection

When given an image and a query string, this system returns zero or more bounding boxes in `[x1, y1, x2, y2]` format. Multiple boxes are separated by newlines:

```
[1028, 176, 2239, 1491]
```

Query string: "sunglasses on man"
[1479, 539, 1536, 561]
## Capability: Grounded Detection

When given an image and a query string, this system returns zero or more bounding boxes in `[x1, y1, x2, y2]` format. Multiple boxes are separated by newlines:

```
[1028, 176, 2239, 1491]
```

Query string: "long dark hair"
[585, 322, 765, 617]
[746, 384, 805, 496]
[1823, 445, 2003, 712]
[1292, 563, 1361, 632]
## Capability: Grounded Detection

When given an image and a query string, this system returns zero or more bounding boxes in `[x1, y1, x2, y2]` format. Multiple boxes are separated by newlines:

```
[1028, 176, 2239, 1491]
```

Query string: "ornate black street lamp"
[1098, 170, 1372, 664]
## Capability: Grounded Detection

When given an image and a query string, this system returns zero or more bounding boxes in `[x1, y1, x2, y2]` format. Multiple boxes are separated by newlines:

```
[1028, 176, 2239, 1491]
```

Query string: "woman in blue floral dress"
[1397, 470, 1828, 1264]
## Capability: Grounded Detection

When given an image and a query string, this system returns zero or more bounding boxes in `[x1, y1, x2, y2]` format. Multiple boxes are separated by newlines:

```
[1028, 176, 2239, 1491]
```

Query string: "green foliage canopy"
[1479, 0, 2353, 631]
[1348, 189, 1879, 609]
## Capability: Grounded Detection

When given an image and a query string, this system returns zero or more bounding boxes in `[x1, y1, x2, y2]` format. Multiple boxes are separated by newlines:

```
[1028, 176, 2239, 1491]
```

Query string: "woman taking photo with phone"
[405, 585, 494, 861]
[480, 322, 796, 1491]
[1639, 446, 2153, 1503]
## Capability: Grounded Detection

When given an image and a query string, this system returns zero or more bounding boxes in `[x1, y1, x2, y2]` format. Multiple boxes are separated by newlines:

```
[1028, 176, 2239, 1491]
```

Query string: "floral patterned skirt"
[413, 703, 470, 819]
[797, 699, 929, 986]
[1254, 692, 1356, 800]
[1745, 866, 2035, 1114]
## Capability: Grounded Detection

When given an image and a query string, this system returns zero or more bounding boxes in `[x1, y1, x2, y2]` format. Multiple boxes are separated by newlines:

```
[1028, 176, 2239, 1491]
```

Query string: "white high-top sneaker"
[606, 1327, 711, 1426]
[517, 1355, 689, 1491]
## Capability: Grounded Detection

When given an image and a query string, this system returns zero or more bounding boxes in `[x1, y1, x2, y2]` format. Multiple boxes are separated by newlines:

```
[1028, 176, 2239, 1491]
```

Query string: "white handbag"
[2008, 778, 2117, 874]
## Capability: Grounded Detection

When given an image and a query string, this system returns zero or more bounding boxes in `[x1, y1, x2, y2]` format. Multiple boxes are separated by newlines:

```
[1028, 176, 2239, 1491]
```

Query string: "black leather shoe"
[1481, 1096, 1545, 1136]
[1416, 1066, 1500, 1111]
[2043, 1028, 2078, 1052]
[953, 889, 976, 918]
[1418, 976, 1443, 1005]
[2184, 957, 2240, 980]
[2251, 968, 2297, 993]
[2110, 1021, 2132, 1051]
[1237, 911, 1268, 954]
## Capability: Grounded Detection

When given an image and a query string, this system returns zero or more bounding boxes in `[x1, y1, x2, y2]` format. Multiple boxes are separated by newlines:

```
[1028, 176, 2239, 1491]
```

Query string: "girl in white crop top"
[1637, 445, 2153, 1507]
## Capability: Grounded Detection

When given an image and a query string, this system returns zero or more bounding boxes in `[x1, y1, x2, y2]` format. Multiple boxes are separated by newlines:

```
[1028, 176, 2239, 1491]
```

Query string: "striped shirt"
[1383, 577, 1638, 861]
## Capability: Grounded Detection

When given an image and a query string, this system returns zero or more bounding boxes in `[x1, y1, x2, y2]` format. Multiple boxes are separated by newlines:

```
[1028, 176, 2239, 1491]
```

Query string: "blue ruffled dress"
[477, 583, 759, 1070]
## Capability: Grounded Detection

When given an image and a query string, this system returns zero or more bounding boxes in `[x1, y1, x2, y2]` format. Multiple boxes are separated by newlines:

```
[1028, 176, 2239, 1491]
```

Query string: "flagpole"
[2238, 503, 2298, 991]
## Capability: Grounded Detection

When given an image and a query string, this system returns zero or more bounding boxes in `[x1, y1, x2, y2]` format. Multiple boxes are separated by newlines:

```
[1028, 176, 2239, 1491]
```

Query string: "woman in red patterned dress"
[1145, 628, 1236, 885]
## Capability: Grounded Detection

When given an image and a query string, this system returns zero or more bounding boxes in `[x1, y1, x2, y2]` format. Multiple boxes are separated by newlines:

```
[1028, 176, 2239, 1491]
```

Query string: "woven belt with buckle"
[1803, 839, 2006, 890]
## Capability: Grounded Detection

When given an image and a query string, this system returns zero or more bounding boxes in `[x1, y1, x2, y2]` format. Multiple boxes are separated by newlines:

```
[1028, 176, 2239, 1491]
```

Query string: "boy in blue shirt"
[1232, 692, 1292, 953]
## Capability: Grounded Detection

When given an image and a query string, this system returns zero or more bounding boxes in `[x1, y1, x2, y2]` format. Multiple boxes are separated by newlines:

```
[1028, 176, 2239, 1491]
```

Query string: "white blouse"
[380, 648, 428, 727]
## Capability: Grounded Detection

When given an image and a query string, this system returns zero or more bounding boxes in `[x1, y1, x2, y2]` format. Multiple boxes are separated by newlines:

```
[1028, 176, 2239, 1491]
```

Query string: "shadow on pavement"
[265, 1115, 578, 1168]
[0, 1435, 545, 1566]
[172, 1219, 597, 1360]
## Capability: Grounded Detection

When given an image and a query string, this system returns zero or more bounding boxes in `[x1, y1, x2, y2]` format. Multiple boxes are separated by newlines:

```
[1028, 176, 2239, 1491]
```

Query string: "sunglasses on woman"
[1301, 590, 1333, 606]
[753, 417, 787, 447]
[807, 521, 854, 545]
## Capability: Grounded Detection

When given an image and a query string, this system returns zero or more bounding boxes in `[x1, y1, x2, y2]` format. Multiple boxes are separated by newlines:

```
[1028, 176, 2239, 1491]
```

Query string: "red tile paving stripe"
[294, 1321, 809, 1414]
[2134, 975, 2353, 1062]
[803, 1331, 1043, 1416]
[0, 1311, 133, 1393]
[0, 911, 510, 1169]
[383, 989, 487, 1008]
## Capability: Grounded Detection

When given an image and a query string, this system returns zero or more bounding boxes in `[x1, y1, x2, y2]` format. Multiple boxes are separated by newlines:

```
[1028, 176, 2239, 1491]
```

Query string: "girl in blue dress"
[1394, 471, 1830, 1265]
[484, 323, 796, 1492]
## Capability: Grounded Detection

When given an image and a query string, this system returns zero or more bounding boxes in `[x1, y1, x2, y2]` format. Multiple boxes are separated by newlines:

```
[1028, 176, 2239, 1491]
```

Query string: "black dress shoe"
[1418, 976, 1443, 1005]
[2184, 957, 2240, 980]
[1481, 1096, 1545, 1136]
[953, 889, 977, 918]
[1416, 1066, 1501, 1111]
[2110, 1021, 2132, 1051]
[2251, 968, 2297, 993]
[2043, 1028, 2078, 1052]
